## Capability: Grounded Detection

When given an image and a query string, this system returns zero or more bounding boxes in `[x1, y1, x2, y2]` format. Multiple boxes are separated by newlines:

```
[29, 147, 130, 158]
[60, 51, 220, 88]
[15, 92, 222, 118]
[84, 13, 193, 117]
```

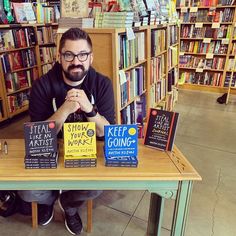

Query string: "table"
[0, 139, 201, 236]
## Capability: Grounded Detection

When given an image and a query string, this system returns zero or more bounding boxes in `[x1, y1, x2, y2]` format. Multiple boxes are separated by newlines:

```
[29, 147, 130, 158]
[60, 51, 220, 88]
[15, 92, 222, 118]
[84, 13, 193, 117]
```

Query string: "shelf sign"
[179, 52, 185, 56]
[222, 38, 229, 44]
[190, 7, 198, 12]
[126, 28, 135, 41]
[206, 53, 214, 59]
[212, 23, 220, 29]
[203, 38, 211, 43]
[119, 70, 126, 85]
[195, 23, 203, 28]
[196, 68, 204, 72]
[181, 7, 188, 12]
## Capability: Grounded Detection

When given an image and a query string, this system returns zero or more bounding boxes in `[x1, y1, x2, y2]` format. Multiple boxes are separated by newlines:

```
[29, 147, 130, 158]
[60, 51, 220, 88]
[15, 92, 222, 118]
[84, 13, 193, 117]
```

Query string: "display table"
[0, 139, 201, 236]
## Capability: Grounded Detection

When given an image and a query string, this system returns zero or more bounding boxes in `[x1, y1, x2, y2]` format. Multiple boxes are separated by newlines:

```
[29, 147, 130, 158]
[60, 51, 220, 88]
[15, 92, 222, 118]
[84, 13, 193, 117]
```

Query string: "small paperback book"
[24, 120, 58, 169]
[144, 109, 179, 151]
[104, 124, 138, 167]
[63, 122, 97, 168]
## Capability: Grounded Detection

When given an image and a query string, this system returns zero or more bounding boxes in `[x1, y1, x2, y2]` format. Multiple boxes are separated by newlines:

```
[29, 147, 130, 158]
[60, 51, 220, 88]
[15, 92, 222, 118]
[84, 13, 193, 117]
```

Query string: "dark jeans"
[17, 190, 102, 215]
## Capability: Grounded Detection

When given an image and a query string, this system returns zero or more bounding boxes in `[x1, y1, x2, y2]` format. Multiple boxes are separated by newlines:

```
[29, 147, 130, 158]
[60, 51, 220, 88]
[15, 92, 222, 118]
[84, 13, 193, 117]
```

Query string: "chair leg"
[31, 202, 38, 228]
[87, 199, 93, 233]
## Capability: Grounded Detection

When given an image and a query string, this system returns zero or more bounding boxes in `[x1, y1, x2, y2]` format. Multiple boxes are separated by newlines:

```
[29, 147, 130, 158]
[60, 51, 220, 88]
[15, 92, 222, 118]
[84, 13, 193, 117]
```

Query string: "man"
[18, 28, 115, 235]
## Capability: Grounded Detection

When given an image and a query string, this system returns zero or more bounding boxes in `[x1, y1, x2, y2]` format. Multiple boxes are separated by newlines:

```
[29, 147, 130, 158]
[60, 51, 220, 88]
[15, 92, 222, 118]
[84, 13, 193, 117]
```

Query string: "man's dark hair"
[59, 28, 93, 53]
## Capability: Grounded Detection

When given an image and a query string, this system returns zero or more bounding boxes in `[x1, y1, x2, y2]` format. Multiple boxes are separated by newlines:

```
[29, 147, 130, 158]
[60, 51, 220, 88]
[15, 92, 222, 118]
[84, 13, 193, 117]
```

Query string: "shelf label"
[222, 38, 229, 44]
[190, 7, 198, 12]
[181, 7, 188, 13]
[203, 38, 211, 43]
[206, 53, 214, 59]
[195, 23, 203, 28]
[126, 28, 135, 41]
[179, 52, 185, 56]
[212, 23, 220, 28]
[196, 68, 204, 72]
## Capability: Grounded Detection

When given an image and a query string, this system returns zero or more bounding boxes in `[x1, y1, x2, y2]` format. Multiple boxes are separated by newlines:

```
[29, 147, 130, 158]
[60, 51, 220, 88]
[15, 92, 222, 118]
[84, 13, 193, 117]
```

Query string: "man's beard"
[62, 64, 88, 82]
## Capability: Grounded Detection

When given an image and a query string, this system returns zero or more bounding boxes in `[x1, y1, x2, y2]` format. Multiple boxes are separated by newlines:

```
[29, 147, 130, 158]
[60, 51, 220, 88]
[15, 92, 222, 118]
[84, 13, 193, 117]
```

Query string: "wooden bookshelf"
[176, 1, 236, 93]
[0, 23, 58, 122]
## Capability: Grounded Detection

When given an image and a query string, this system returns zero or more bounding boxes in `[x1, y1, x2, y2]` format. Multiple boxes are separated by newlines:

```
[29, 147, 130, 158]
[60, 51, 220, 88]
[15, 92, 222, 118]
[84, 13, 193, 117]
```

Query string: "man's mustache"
[68, 65, 85, 71]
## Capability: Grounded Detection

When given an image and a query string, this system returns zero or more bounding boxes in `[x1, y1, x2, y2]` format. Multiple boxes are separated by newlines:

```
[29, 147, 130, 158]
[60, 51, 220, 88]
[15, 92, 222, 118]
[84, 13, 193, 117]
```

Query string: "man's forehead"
[62, 39, 90, 52]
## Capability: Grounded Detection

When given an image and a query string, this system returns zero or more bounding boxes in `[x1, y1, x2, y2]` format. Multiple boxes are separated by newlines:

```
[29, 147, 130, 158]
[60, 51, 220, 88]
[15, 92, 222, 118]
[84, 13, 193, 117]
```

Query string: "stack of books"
[94, 12, 134, 28]
[58, 17, 94, 28]
[24, 120, 58, 169]
[63, 122, 97, 168]
[104, 124, 138, 167]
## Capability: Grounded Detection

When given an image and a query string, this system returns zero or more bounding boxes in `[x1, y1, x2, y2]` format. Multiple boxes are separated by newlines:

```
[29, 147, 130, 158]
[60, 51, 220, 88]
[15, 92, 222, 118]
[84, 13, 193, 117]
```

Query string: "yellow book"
[63, 122, 96, 157]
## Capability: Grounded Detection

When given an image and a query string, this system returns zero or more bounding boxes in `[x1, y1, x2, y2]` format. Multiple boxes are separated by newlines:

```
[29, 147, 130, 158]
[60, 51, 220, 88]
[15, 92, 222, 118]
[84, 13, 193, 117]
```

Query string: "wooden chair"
[31, 199, 93, 233]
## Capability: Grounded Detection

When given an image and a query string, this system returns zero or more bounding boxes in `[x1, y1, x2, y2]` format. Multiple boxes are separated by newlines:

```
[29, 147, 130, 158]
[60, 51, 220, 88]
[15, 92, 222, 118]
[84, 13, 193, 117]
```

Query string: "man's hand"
[66, 88, 93, 113]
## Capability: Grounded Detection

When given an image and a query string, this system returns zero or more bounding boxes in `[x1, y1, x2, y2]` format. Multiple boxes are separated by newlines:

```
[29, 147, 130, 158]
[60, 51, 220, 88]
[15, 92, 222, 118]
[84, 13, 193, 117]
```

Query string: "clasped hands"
[63, 88, 93, 115]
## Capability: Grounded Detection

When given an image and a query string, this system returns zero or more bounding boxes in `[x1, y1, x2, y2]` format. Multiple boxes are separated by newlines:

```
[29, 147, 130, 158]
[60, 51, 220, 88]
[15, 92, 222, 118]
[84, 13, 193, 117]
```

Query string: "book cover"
[144, 109, 179, 151]
[12, 2, 36, 23]
[63, 122, 96, 157]
[61, 0, 88, 18]
[24, 120, 57, 156]
[104, 124, 138, 157]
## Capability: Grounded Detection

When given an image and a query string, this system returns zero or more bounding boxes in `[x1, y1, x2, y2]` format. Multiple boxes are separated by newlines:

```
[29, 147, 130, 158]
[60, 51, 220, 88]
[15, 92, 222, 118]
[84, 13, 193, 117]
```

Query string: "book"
[104, 124, 138, 157]
[12, 2, 36, 23]
[60, 0, 88, 18]
[63, 122, 96, 159]
[24, 120, 57, 156]
[144, 109, 179, 151]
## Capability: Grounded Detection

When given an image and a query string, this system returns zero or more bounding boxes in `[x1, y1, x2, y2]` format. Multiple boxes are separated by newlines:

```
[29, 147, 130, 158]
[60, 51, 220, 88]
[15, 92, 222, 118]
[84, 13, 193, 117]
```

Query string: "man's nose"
[72, 56, 82, 64]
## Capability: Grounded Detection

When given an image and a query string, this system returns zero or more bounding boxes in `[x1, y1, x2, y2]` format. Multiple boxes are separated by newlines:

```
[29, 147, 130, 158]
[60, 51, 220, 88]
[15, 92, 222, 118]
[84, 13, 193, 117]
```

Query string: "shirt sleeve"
[95, 77, 115, 124]
[29, 78, 54, 122]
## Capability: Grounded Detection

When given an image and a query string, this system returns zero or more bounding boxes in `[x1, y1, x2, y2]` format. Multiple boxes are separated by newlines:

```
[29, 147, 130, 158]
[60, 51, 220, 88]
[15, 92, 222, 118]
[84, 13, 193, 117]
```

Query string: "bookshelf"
[0, 23, 58, 121]
[176, 1, 236, 94]
[57, 24, 179, 125]
[226, 23, 236, 103]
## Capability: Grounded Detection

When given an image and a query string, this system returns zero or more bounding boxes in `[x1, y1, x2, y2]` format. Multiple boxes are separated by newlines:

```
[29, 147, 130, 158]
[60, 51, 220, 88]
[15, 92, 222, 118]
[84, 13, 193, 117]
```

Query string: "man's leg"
[58, 190, 102, 235]
[18, 190, 58, 225]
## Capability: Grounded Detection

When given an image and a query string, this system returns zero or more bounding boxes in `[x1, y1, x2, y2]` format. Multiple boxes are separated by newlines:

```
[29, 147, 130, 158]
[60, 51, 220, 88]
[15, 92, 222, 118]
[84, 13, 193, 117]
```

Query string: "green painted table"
[0, 139, 201, 236]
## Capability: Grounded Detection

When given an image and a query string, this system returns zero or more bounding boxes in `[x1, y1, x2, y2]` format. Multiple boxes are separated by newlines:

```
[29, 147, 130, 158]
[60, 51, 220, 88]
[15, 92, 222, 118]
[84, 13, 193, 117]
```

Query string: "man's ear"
[90, 52, 94, 64]
[58, 53, 62, 63]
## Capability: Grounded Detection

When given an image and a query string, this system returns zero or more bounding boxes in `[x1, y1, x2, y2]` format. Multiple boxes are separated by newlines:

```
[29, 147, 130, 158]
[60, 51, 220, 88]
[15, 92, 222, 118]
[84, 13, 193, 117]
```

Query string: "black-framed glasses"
[61, 51, 92, 62]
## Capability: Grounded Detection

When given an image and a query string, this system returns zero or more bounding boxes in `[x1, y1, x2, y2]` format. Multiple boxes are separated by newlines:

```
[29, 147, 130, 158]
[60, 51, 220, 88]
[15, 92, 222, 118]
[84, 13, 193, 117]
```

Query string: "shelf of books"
[149, 24, 179, 111]
[0, 25, 39, 118]
[36, 23, 58, 75]
[176, 0, 236, 93]
[226, 24, 236, 103]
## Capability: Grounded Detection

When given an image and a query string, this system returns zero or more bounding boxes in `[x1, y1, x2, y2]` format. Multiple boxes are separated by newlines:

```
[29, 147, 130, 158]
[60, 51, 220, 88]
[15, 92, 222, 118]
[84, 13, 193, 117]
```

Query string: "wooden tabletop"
[0, 139, 201, 181]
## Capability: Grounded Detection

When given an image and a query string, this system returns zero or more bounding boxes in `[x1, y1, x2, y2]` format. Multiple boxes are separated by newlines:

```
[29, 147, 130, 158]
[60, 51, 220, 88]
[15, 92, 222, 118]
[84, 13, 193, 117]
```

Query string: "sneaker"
[38, 204, 54, 226]
[58, 198, 83, 235]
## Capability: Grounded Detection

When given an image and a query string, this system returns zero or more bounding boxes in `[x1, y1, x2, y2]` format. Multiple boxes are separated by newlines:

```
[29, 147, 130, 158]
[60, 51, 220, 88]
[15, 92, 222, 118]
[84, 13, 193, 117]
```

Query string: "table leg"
[171, 181, 193, 236]
[147, 193, 165, 236]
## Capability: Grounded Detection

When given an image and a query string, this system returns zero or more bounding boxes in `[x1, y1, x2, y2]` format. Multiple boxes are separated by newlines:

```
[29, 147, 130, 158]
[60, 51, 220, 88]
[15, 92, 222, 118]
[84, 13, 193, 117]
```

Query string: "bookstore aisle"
[0, 90, 236, 236]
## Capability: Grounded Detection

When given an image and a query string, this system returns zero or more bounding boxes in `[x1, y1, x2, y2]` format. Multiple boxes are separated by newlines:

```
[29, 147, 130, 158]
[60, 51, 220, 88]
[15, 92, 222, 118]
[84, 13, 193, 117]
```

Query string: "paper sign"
[190, 7, 198, 12]
[196, 68, 204, 72]
[195, 23, 203, 28]
[206, 53, 214, 59]
[181, 7, 188, 13]
[119, 70, 126, 85]
[203, 38, 211, 43]
[212, 23, 220, 28]
[126, 28, 135, 41]
[179, 52, 185, 56]
[222, 38, 229, 44]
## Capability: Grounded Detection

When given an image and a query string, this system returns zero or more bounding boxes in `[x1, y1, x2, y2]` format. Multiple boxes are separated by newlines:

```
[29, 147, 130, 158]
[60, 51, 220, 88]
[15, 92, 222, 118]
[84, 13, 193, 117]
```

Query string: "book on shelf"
[144, 108, 179, 152]
[63, 122, 97, 167]
[12, 2, 36, 23]
[24, 120, 58, 169]
[104, 124, 138, 167]
[60, 0, 89, 18]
